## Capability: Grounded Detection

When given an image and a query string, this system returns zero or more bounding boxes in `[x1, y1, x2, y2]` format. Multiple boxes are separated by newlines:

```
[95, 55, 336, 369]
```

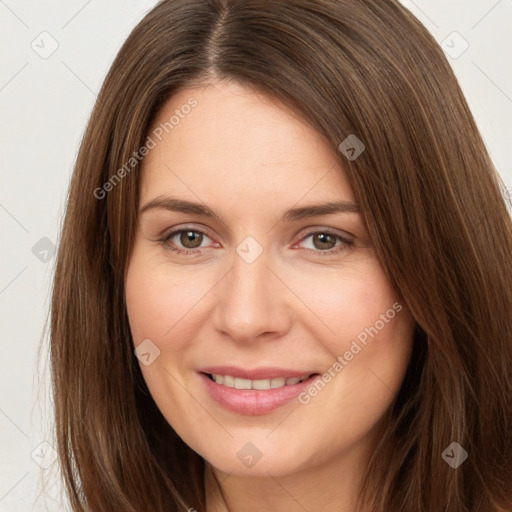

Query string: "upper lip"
[198, 366, 317, 380]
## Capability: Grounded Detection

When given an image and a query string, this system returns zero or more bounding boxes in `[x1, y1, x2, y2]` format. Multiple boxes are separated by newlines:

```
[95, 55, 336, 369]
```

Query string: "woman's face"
[125, 80, 415, 479]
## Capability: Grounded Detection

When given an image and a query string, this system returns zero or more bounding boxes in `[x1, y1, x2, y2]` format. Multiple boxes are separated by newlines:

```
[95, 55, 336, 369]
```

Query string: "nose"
[212, 248, 293, 344]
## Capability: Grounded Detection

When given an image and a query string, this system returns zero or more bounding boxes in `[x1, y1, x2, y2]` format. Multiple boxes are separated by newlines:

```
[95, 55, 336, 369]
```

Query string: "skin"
[124, 80, 416, 512]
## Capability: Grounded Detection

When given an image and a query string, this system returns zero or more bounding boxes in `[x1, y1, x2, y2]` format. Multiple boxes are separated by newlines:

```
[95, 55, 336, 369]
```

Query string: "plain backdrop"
[0, 0, 511, 510]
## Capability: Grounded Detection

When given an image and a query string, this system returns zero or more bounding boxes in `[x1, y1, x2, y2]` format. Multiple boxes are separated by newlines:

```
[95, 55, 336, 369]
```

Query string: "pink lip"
[198, 369, 320, 416]
[198, 365, 314, 380]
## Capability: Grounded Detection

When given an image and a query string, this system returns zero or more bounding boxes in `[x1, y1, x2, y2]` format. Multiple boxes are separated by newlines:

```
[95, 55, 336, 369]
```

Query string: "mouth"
[198, 369, 321, 415]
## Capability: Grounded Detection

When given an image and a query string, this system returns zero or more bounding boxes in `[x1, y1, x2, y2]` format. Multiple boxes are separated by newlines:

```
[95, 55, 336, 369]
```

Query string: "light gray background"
[0, 1, 511, 510]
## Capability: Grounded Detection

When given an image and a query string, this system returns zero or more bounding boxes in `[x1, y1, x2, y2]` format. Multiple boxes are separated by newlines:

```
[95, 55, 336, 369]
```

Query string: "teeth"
[211, 374, 310, 390]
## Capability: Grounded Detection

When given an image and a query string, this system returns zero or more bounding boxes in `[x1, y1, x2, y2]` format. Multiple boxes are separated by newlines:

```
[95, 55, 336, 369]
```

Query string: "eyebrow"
[139, 196, 361, 223]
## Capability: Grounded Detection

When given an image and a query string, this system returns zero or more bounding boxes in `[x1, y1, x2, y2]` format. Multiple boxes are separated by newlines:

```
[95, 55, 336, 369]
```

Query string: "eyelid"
[159, 223, 215, 241]
[295, 225, 354, 241]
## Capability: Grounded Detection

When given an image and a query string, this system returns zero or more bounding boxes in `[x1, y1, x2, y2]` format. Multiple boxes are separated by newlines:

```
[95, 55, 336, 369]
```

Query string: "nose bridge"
[214, 244, 289, 342]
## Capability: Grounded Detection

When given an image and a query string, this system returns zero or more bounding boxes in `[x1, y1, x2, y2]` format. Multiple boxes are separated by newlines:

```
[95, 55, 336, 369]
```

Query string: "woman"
[50, 0, 512, 510]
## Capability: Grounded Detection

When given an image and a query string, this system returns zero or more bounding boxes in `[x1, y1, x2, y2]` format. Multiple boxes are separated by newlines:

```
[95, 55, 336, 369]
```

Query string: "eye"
[159, 228, 215, 255]
[297, 230, 353, 255]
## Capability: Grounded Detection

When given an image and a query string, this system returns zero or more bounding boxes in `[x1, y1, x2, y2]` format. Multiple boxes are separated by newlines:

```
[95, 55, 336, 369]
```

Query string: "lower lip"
[199, 372, 320, 415]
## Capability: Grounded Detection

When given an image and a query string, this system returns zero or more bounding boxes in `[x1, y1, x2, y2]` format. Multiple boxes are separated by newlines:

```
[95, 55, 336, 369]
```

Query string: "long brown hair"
[50, 0, 512, 510]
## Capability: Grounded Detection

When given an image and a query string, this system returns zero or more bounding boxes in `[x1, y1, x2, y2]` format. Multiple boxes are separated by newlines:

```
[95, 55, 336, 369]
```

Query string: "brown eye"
[312, 233, 337, 250]
[179, 230, 203, 249]
[159, 229, 213, 254]
[298, 230, 354, 256]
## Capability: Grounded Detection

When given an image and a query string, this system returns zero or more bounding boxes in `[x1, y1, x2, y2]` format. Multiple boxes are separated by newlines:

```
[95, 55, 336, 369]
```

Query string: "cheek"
[280, 257, 405, 355]
[125, 247, 212, 349]
[291, 264, 413, 456]
[286, 259, 414, 412]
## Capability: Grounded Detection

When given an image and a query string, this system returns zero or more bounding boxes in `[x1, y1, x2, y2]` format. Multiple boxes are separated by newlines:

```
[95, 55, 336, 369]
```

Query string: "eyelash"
[158, 227, 354, 256]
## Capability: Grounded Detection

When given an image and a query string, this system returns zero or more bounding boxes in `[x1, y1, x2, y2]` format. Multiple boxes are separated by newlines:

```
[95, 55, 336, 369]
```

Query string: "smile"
[198, 368, 321, 415]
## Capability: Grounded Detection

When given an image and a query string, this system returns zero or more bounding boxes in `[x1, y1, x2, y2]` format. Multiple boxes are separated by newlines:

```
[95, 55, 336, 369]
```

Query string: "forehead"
[139, 80, 354, 208]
